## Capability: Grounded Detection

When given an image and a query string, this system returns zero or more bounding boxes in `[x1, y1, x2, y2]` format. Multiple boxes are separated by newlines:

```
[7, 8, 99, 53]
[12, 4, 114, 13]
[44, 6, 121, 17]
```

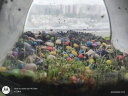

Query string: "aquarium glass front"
[1, 0, 128, 95]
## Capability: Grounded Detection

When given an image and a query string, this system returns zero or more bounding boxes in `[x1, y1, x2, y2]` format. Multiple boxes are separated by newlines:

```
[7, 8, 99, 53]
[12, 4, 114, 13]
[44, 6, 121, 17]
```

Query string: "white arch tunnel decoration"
[0, 0, 128, 65]
[0, 0, 33, 65]
[104, 0, 128, 53]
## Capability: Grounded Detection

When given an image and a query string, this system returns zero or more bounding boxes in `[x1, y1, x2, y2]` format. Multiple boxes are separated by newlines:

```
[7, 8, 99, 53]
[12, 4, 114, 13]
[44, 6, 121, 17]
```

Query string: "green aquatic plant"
[104, 37, 110, 40]
[3, 59, 12, 67]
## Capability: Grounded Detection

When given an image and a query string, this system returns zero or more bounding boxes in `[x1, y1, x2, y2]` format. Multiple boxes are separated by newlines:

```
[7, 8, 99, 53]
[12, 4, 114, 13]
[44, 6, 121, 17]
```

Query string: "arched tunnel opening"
[24, 0, 110, 37]
[0, 0, 128, 96]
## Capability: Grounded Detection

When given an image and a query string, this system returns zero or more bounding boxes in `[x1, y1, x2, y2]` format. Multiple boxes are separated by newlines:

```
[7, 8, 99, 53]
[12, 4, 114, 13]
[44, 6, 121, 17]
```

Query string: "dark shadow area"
[0, 74, 128, 96]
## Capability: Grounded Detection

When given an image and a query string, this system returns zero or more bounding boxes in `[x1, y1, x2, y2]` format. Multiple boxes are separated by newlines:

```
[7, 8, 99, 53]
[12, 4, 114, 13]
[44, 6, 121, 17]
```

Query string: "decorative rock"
[125, 73, 128, 80]
[56, 39, 61, 45]
[47, 55, 56, 60]
[94, 54, 100, 58]
[78, 54, 83, 59]
[66, 46, 71, 50]
[64, 54, 68, 57]
[106, 45, 112, 49]
[24, 63, 37, 72]
[92, 43, 97, 47]
[81, 46, 88, 50]
[24, 31, 35, 38]
[0, 67, 7, 72]
[18, 64, 23, 69]
[65, 41, 70, 46]
[45, 42, 54, 47]
[117, 55, 124, 60]
[35, 35, 40, 39]
[106, 60, 111, 64]
[76, 57, 79, 61]
[50, 51, 56, 55]
[70, 76, 77, 83]
[35, 39, 43, 44]
[39, 53, 44, 58]
[64, 52, 67, 54]
[40, 72, 47, 78]
[89, 58, 95, 64]
[12, 51, 18, 57]
[43, 72, 47, 78]
[91, 40, 95, 43]
[87, 41, 92, 47]
[99, 45, 103, 49]
[67, 57, 72, 61]
[72, 51, 78, 56]
[85, 66, 90, 70]
[22, 35, 28, 40]
[85, 52, 88, 55]
[79, 50, 84, 54]
[53, 47, 56, 50]
[46, 46, 53, 51]
[24, 42, 33, 51]
[88, 49, 95, 57]
[41, 46, 47, 50]
[33, 42, 38, 46]
[46, 35, 50, 39]
[61, 38, 65, 42]
[123, 53, 127, 57]
[102, 42, 107, 46]
[73, 43, 79, 48]
[28, 37, 35, 41]
[7, 66, 11, 70]
[69, 54, 74, 57]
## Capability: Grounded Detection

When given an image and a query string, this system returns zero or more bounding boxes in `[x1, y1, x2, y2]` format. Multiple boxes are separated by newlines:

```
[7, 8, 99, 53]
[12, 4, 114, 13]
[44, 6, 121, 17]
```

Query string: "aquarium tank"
[0, 0, 128, 96]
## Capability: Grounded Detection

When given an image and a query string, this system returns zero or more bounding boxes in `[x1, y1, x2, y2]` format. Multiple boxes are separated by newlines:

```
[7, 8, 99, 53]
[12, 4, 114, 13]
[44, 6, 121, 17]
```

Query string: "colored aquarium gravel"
[1, 30, 128, 86]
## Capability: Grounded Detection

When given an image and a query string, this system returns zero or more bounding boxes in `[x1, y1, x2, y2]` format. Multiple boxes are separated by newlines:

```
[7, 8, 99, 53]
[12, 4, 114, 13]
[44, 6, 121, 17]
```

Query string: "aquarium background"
[25, 0, 110, 33]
